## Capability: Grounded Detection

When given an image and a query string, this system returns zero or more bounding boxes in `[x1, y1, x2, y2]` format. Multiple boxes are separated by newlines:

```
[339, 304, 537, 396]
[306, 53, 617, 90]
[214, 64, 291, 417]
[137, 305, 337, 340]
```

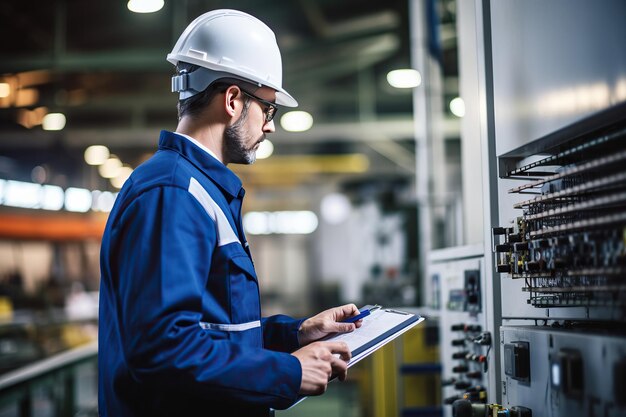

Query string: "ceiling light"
[280, 111, 313, 132]
[42, 113, 66, 131]
[84, 145, 111, 166]
[110, 166, 134, 189]
[243, 211, 319, 235]
[450, 97, 466, 117]
[256, 140, 274, 159]
[3, 180, 41, 209]
[0, 83, 10, 98]
[387, 69, 422, 88]
[320, 193, 352, 225]
[99, 156, 122, 179]
[127, 0, 164, 13]
[41, 185, 65, 211]
[65, 187, 92, 213]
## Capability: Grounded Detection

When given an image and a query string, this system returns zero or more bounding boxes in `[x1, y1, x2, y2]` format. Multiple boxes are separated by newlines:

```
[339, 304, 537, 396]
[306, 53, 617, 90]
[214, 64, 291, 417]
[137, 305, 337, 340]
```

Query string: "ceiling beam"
[0, 50, 169, 73]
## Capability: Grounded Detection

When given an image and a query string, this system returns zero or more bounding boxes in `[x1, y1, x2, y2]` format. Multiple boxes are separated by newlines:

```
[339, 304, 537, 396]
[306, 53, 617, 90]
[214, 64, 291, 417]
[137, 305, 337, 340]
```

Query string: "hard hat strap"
[172, 67, 262, 100]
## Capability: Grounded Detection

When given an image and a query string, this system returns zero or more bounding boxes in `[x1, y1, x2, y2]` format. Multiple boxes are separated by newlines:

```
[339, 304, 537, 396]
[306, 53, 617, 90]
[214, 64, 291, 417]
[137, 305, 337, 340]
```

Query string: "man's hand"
[298, 304, 363, 346]
[292, 341, 351, 395]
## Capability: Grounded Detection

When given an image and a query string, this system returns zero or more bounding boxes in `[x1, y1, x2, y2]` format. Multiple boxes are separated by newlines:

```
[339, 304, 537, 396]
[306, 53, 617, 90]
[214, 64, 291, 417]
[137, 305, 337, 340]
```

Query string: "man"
[98, 9, 363, 417]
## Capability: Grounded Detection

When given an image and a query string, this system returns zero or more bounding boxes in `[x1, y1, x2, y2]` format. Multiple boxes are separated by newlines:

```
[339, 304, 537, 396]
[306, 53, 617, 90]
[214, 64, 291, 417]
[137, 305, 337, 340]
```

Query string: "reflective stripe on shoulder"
[198, 320, 261, 332]
[187, 177, 240, 247]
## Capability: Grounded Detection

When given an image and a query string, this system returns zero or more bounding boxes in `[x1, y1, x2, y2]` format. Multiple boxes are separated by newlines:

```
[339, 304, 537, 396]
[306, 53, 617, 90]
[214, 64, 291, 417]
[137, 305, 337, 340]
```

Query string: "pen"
[342, 309, 370, 323]
[342, 305, 381, 323]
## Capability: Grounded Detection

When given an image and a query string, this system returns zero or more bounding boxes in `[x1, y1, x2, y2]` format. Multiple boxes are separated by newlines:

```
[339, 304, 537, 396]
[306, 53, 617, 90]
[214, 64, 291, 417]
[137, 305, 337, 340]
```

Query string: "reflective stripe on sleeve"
[198, 320, 261, 332]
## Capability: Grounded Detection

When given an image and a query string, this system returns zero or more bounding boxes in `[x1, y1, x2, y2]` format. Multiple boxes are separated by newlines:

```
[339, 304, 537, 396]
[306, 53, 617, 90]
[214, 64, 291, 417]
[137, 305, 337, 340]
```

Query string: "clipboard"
[283, 306, 424, 411]
[325, 305, 425, 367]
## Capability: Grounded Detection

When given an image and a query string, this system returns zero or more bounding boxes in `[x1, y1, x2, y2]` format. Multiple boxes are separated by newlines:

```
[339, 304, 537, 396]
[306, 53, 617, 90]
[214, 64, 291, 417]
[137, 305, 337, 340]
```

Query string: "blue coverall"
[98, 131, 303, 417]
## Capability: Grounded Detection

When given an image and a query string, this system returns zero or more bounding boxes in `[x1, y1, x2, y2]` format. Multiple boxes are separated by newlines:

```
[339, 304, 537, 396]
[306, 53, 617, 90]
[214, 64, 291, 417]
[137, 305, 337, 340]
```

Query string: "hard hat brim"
[275, 90, 298, 108]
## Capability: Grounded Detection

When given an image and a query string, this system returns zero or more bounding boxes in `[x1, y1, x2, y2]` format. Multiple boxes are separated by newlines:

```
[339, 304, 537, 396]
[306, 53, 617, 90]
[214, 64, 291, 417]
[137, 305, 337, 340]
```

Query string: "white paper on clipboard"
[325, 307, 425, 367]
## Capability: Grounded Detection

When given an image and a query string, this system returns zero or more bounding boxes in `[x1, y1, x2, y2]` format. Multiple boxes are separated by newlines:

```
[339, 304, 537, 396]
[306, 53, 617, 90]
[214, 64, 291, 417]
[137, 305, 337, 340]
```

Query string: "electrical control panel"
[427, 246, 495, 417]
[501, 326, 626, 417]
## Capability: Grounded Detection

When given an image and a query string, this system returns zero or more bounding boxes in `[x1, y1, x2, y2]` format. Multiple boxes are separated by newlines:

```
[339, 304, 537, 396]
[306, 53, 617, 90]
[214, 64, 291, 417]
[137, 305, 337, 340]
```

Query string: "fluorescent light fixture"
[41, 185, 64, 211]
[0, 177, 118, 213]
[320, 193, 351, 225]
[243, 211, 319, 235]
[42, 113, 66, 131]
[387, 69, 422, 88]
[98, 156, 122, 179]
[110, 166, 134, 189]
[84, 145, 110, 166]
[256, 139, 274, 159]
[3, 180, 41, 209]
[449, 97, 466, 117]
[0, 83, 10, 98]
[65, 187, 92, 213]
[280, 111, 313, 132]
[127, 0, 164, 13]
[2, 181, 63, 211]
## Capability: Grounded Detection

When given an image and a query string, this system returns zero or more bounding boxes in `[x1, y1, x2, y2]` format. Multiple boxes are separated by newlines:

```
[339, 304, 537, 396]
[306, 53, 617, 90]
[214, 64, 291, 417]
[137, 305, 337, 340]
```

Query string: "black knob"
[454, 380, 472, 390]
[451, 338, 466, 346]
[452, 351, 469, 359]
[452, 365, 469, 373]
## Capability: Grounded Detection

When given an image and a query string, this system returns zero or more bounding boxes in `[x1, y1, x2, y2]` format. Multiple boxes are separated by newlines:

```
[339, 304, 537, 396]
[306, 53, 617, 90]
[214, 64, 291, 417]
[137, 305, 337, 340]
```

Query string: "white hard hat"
[167, 9, 297, 107]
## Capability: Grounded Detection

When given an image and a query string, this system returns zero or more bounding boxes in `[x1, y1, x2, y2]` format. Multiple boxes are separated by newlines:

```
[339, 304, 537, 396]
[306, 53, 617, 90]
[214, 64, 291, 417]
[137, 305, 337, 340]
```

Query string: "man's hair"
[175, 62, 252, 120]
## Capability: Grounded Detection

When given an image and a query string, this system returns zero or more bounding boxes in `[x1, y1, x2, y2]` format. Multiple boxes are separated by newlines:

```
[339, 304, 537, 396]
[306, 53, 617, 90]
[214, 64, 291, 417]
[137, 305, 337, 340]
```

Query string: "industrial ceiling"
[0, 0, 459, 208]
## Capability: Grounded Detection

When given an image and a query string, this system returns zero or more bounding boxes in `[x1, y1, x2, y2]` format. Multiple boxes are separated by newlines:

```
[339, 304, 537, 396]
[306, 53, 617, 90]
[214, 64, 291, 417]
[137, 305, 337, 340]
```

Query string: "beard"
[224, 100, 263, 165]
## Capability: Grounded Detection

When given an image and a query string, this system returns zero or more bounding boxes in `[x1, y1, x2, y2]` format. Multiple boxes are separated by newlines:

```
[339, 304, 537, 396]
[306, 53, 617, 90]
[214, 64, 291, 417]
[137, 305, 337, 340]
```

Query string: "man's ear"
[223, 85, 241, 118]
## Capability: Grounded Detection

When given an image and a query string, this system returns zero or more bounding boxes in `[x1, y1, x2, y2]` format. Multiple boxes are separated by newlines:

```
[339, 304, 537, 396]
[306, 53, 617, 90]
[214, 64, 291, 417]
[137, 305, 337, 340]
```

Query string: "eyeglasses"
[240, 90, 278, 123]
